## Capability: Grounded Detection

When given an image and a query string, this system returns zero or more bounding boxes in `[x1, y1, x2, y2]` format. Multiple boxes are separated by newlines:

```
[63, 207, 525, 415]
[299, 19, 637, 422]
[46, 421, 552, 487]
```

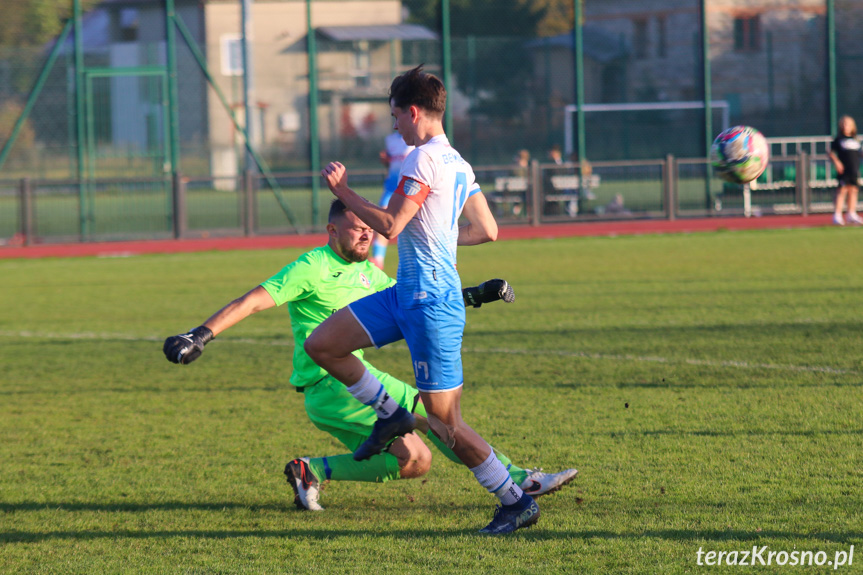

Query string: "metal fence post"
[172, 172, 186, 239]
[796, 151, 809, 216]
[244, 169, 256, 237]
[165, 0, 180, 177]
[664, 154, 676, 221]
[700, 0, 713, 212]
[530, 159, 541, 226]
[573, 0, 586, 168]
[306, 0, 321, 227]
[827, 0, 837, 133]
[442, 0, 453, 141]
[19, 178, 33, 246]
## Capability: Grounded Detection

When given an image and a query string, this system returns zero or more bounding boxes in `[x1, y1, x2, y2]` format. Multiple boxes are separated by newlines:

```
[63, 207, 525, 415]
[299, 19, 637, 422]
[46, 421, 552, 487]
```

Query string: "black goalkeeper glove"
[462, 279, 515, 308]
[163, 326, 214, 365]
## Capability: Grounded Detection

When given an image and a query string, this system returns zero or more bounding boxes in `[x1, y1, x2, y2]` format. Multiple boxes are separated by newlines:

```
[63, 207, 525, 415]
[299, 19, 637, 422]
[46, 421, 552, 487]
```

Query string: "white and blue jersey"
[380, 133, 414, 207]
[349, 134, 483, 392]
[392, 134, 481, 309]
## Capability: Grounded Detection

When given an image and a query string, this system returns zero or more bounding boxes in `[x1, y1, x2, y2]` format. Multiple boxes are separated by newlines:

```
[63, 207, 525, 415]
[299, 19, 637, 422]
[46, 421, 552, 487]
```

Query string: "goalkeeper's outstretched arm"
[163, 286, 276, 364]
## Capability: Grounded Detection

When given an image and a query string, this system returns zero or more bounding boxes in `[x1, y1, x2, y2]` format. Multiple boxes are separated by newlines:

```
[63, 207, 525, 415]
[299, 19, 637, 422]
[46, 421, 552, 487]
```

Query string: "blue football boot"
[479, 493, 540, 535]
[353, 405, 416, 461]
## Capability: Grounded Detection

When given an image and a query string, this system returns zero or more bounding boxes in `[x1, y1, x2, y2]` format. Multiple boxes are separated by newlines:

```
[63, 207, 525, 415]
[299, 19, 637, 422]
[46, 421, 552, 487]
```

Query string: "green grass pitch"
[1, 227, 862, 573]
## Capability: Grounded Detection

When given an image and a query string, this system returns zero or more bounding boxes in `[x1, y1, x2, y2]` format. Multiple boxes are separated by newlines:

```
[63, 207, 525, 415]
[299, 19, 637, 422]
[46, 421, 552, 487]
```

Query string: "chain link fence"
[2, 0, 862, 244]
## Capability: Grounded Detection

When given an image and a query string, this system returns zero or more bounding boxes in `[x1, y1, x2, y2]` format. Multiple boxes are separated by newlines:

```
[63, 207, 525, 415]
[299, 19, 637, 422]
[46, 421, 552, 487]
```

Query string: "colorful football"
[711, 126, 770, 184]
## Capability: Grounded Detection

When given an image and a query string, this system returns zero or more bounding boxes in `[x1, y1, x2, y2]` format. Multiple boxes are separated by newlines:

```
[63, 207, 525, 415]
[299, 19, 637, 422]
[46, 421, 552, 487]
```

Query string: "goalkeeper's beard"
[338, 240, 370, 263]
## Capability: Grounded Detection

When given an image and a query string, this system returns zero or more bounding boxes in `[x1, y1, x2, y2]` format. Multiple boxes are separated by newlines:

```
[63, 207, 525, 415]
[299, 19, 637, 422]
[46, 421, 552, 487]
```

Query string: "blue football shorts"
[348, 285, 465, 393]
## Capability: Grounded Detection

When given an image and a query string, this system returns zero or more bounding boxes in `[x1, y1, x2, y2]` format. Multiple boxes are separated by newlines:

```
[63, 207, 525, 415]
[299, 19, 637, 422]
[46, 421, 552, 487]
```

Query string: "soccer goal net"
[563, 100, 731, 159]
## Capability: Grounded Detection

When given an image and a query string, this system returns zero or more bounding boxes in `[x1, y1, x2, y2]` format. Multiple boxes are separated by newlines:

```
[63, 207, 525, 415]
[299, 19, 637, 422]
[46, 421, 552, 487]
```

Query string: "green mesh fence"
[2, 0, 863, 243]
[0, 44, 77, 180]
[837, 0, 863, 127]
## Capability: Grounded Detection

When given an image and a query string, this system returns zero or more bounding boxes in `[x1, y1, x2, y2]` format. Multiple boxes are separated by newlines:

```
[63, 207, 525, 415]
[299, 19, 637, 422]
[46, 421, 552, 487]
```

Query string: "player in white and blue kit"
[308, 66, 541, 534]
[371, 133, 414, 268]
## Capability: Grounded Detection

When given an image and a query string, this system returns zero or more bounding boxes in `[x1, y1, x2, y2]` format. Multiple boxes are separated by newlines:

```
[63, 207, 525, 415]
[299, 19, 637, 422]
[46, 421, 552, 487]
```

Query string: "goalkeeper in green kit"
[164, 199, 576, 511]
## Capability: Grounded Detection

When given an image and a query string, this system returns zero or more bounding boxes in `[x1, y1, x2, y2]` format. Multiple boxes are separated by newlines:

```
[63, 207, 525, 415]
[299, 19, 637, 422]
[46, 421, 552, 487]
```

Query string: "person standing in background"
[829, 115, 863, 226]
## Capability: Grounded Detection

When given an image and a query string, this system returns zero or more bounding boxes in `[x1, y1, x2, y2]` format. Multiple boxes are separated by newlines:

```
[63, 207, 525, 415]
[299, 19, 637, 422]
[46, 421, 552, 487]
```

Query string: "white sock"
[346, 369, 400, 418]
[470, 450, 523, 506]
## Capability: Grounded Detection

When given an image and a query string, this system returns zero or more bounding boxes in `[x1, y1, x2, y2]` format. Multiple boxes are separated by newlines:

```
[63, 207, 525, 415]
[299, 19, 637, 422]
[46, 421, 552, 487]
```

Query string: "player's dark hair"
[328, 199, 350, 222]
[389, 65, 446, 118]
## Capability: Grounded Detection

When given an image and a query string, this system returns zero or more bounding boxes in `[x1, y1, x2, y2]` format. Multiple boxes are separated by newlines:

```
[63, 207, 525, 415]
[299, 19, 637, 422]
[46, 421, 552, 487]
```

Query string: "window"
[634, 18, 648, 60]
[119, 8, 139, 42]
[220, 34, 243, 76]
[601, 64, 626, 102]
[656, 15, 667, 58]
[734, 15, 761, 51]
[352, 40, 371, 88]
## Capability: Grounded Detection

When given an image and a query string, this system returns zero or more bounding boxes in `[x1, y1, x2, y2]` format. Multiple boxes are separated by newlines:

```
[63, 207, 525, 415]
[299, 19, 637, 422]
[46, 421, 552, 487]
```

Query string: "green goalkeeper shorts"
[302, 363, 419, 452]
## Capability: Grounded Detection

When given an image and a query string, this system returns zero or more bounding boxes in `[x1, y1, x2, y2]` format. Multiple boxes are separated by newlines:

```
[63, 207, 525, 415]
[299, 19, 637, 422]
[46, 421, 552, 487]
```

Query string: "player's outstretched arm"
[462, 279, 515, 308]
[458, 192, 498, 246]
[163, 286, 276, 365]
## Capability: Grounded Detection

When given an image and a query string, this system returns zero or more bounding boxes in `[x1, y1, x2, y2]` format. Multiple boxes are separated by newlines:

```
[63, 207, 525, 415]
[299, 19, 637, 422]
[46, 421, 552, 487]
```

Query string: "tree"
[532, 0, 578, 36]
[0, 101, 36, 162]
[402, 0, 547, 120]
[1, 0, 99, 47]
[403, 0, 546, 38]
[402, 0, 584, 38]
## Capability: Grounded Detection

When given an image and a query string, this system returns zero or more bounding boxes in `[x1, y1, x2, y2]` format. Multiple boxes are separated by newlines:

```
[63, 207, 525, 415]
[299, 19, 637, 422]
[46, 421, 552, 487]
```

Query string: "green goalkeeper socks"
[305, 443, 526, 486]
[307, 452, 402, 484]
[490, 446, 528, 487]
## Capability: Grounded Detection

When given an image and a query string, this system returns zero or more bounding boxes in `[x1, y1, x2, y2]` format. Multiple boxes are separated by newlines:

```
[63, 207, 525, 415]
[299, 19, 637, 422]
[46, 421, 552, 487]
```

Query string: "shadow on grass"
[0, 385, 284, 396]
[2, 527, 861, 544]
[3, 502, 861, 544]
[0, 501, 287, 513]
[600, 428, 863, 438]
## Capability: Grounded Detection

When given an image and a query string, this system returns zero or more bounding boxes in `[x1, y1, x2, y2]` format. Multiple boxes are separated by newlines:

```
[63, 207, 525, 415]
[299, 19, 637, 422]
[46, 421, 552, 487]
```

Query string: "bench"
[544, 175, 601, 217]
[544, 174, 601, 202]
[489, 176, 528, 215]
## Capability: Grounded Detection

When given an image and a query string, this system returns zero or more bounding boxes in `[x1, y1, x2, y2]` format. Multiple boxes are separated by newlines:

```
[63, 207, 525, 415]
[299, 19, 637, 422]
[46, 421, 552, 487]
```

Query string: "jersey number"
[413, 361, 429, 382]
[452, 172, 468, 228]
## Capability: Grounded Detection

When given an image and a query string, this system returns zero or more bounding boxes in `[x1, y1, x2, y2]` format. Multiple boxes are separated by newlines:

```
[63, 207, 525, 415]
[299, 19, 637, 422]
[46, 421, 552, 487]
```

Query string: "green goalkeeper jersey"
[260, 245, 395, 388]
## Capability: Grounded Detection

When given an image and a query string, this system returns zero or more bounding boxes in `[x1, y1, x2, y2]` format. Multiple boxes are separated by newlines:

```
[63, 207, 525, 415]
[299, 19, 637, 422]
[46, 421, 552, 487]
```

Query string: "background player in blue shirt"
[371, 133, 414, 269]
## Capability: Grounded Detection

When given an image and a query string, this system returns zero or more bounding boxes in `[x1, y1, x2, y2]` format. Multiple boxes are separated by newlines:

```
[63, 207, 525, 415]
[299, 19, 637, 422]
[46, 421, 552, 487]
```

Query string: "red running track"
[0, 214, 839, 259]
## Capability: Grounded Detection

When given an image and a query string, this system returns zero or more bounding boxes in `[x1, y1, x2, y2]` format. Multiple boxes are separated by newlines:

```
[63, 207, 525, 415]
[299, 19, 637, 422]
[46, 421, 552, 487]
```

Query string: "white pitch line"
[0, 330, 292, 346]
[0, 331, 857, 376]
[465, 347, 861, 376]
[0, 330, 164, 342]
